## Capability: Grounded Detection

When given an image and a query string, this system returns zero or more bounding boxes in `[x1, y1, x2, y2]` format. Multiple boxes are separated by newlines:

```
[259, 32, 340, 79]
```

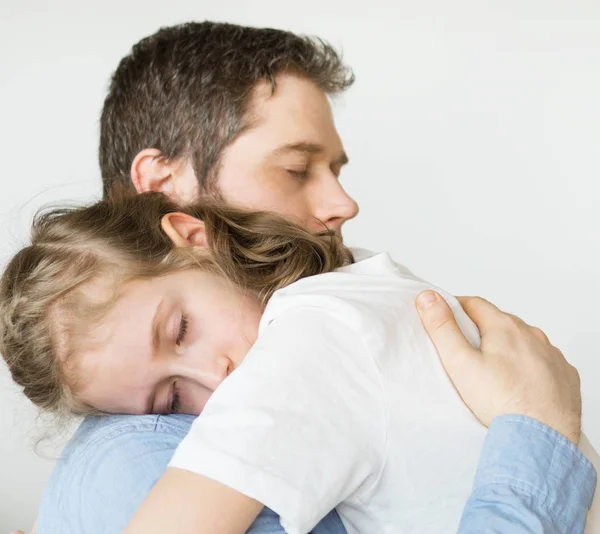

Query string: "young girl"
[0, 191, 595, 533]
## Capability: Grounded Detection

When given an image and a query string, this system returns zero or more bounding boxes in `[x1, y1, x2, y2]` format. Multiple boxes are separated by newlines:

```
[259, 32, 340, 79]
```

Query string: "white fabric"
[170, 251, 487, 534]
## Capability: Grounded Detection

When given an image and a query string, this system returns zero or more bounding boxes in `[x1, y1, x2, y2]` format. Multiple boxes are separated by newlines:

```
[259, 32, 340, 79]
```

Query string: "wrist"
[515, 411, 581, 446]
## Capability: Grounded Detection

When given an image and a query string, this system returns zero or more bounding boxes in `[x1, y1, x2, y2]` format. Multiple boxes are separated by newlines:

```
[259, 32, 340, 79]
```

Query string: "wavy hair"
[0, 189, 353, 414]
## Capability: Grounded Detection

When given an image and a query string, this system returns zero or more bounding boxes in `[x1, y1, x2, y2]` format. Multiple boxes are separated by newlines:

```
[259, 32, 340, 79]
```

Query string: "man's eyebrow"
[270, 142, 349, 166]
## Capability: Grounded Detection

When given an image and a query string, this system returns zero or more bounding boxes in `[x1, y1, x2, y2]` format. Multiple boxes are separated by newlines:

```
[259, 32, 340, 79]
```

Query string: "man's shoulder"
[55, 413, 194, 467]
[70, 413, 193, 448]
[51, 413, 195, 479]
[37, 414, 194, 534]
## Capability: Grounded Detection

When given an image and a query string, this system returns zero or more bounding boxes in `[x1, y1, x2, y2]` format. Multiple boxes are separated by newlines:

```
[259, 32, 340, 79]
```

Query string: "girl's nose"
[172, 354, 233, 391]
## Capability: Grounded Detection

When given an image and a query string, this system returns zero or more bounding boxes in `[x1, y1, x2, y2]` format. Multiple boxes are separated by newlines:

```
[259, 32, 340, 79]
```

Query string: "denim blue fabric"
[37, 414, 596, 533]
[458, 415, 596, 533]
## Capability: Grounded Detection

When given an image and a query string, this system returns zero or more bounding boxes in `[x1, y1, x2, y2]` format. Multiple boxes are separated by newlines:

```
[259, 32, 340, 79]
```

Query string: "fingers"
[459, 296, 555, 348]
[456, 296, 511, 337]
[416, 291, 475, 369]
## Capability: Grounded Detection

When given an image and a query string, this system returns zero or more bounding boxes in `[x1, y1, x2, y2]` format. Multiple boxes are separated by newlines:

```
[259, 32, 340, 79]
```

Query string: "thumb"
[416, 291, 475, 372]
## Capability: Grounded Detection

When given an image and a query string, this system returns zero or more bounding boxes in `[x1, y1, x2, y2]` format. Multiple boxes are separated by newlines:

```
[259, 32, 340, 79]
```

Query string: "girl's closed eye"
[170, 380, 181, 414]
[176, 314, 188, 346]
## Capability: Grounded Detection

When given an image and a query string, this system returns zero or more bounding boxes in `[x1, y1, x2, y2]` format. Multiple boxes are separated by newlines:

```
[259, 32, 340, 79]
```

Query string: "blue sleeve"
[459, 415, 597, 533]
[36, 414, 347, 534]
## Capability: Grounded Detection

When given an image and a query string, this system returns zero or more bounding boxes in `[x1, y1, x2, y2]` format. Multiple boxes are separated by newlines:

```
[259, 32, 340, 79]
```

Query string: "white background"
[1, 0, 599, 530]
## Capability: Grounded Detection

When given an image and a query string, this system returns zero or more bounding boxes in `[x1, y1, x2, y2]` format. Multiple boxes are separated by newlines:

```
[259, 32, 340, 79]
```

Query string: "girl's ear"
[161, 213, 209, 248]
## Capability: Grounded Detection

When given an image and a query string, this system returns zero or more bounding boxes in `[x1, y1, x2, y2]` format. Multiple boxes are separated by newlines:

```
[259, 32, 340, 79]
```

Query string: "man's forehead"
[246, 73, 333, 125]
[223, 73, 347, 165]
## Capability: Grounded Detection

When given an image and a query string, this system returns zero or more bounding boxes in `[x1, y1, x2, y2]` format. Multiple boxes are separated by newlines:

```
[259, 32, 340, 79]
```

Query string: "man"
[30, 21, 594, 533]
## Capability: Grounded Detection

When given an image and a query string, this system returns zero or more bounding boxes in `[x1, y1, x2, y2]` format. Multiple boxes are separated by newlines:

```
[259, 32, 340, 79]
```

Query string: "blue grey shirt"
[37, 414, 596, 533]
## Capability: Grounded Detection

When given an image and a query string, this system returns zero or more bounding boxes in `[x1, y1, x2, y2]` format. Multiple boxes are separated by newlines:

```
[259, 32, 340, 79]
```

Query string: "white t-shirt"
[169, 251, 487, 534]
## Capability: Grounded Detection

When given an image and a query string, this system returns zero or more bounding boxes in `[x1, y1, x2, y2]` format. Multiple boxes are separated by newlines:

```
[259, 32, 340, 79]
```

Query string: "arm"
[125, 471, 348, 534]
[125, 469, 262, 534]
[416, 292, 597, 533]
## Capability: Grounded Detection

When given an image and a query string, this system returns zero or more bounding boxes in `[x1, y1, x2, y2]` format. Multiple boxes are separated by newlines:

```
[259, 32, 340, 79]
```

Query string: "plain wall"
[1, 0, 599, 529]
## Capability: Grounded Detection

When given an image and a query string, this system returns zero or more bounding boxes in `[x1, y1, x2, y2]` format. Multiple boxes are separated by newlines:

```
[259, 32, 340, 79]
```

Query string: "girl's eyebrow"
[152, 298, 166, 351]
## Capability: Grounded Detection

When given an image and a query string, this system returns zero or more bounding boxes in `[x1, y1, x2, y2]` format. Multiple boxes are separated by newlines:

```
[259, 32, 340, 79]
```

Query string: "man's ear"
[131, 149, 173, 195]
[131, 150, 199, 203]
[161, 213, 209, 249]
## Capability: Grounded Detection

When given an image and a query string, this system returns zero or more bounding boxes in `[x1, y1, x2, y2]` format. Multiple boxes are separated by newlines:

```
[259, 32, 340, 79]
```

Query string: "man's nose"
[313, 174, 359, 233]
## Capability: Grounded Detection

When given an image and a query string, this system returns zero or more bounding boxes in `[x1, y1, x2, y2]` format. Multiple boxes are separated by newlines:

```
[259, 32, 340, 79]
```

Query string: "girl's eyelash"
[176, 314, 188, 346]
[170, 381, 180, 414]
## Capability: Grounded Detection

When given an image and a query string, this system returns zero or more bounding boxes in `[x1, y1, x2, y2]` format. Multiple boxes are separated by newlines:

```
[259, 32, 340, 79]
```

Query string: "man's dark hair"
[99, 21, 354, 197]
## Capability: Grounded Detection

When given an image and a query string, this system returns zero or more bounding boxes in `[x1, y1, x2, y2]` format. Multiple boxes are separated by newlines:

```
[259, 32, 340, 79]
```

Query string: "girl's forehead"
[63, 277, 155, 360]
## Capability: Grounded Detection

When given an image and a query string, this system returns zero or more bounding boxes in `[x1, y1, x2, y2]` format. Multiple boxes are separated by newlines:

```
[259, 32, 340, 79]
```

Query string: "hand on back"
[416, 291, 582, 444]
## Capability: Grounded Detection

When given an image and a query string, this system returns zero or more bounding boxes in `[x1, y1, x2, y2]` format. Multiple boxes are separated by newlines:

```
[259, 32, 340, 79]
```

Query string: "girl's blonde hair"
[0, 189, 353, 415]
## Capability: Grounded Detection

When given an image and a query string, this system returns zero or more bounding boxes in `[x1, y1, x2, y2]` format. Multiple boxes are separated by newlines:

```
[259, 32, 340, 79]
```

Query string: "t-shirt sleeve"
[169, 307, 386, 534]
